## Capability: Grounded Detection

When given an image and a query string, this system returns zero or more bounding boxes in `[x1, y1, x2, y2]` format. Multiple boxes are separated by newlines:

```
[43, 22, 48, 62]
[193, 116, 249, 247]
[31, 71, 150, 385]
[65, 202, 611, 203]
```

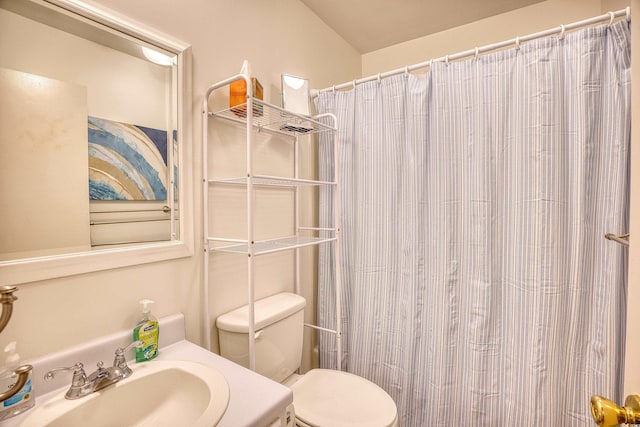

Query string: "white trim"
[42, 0, 189, 53]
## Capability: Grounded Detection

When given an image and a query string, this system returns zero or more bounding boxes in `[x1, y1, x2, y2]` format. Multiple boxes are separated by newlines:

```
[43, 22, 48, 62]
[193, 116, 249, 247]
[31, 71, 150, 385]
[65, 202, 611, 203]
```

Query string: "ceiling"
[300, 0, 545, 53]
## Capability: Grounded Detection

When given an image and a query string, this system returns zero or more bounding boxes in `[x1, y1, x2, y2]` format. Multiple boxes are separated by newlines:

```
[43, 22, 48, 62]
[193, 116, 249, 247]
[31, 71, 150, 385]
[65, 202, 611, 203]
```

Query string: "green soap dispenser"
[133, 299, 159, 362]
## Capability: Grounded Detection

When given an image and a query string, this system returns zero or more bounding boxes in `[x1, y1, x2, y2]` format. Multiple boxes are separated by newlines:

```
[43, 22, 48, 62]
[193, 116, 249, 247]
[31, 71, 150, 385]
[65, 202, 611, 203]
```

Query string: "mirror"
[281, 74, 310, 116]
[0, 0, 192, 285]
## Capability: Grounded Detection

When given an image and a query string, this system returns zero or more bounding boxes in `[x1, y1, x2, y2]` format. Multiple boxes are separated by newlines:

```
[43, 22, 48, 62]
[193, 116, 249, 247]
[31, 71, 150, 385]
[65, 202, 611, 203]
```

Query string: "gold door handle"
[591, 394, 640, 426]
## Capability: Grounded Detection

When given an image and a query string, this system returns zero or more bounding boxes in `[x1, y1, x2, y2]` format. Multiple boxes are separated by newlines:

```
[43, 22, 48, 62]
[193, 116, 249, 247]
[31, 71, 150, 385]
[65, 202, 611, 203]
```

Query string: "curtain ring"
[474, 47, 479, 61]
[352, 80, 357, 89]
[559, 24, 565, 39]
[608, 11, 615, 26]
[428, 59, 433, 69]
[445, 55, 449, 66]
[377, 73, 381, 83]
[404, 66, 409, 76]
[515, 36, 521, 50]
[626, 6, 631, 21]
[331, 85, 336, 93]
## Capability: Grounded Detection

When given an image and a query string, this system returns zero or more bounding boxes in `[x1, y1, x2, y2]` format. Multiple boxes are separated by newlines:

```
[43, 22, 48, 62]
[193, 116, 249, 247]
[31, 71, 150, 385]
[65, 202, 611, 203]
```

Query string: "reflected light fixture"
[141, 46, 175, 66]
[282, 74, 306, 90]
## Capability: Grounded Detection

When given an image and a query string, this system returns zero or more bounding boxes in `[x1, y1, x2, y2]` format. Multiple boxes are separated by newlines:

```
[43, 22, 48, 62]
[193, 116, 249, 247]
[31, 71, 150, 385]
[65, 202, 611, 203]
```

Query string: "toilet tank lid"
[216, 292, 306, 333]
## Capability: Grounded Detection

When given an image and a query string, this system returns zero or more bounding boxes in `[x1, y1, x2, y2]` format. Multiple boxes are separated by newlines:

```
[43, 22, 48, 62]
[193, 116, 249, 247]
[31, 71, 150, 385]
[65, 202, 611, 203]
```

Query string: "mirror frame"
[0, 0, 193, 285]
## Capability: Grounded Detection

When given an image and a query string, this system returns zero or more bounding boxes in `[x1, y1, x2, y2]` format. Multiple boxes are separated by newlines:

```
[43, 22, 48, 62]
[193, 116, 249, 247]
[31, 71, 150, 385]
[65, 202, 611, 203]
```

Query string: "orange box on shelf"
[230, 77, 263, 117]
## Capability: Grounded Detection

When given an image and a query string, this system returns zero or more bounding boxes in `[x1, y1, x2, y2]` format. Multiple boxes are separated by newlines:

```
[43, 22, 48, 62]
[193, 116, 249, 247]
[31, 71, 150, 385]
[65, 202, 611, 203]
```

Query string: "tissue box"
[230, 77, 263, 117]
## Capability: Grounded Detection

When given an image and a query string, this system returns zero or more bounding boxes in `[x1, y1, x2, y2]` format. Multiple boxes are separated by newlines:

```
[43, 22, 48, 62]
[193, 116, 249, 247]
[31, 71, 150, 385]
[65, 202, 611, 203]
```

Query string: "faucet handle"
[87, 361, 109, 382]
[116, 340, 144, 356]
[113, 340, 144, 378]
[45, 362, 87, 387]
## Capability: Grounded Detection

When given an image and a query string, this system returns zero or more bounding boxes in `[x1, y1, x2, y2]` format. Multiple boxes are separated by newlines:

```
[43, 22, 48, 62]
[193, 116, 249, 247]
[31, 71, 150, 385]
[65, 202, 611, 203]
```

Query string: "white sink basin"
[19, 360, 229, 427]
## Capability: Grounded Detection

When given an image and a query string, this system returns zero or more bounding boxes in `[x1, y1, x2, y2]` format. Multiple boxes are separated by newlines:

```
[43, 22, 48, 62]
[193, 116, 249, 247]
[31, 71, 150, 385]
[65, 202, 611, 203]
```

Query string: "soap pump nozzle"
[139, 299, 154, 320]
[4, 341, 19, 368]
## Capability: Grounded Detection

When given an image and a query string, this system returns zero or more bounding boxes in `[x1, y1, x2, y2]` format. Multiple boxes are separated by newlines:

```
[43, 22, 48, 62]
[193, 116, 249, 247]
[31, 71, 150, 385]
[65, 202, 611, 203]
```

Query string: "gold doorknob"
[590, 394, 640, 426]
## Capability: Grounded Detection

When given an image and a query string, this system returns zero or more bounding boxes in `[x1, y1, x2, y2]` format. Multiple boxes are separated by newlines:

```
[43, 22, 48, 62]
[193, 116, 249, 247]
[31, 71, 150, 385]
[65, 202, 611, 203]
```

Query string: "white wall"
[0, 0, 360, 374]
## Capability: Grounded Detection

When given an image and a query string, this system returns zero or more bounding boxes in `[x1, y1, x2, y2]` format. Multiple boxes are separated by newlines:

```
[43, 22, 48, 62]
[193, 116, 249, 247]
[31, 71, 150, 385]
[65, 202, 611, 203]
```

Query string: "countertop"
[1, 314, 292, 427]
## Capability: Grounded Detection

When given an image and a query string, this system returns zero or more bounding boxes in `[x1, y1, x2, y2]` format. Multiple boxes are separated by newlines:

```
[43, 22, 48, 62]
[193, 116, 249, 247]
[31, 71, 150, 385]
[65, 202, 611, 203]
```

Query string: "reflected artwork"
[88, 117, 167, 201]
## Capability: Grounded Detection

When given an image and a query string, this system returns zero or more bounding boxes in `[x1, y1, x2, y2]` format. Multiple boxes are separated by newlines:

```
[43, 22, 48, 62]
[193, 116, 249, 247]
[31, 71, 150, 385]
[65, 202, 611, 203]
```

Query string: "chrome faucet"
[113, 340, 144, 379]
[45, 340, 144, 400]
[45, 362, 118, 399]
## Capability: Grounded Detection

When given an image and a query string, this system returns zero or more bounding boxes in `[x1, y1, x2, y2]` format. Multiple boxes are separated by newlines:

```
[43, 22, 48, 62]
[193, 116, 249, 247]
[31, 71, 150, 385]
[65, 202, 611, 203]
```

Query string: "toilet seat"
[291, 369, 398, 427]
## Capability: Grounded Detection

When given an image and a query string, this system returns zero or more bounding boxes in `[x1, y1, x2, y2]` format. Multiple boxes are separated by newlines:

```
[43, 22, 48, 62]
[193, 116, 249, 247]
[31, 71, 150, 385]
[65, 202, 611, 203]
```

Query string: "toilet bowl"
[290, 369, 397, 427]
[216, 293, 398, 427]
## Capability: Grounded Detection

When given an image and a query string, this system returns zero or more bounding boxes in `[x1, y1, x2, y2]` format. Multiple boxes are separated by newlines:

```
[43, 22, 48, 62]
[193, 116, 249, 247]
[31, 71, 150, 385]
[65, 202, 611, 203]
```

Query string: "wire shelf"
[210, 98, 335, 136]
[203, 69, 342, 369]
[210, 236, 337, 256]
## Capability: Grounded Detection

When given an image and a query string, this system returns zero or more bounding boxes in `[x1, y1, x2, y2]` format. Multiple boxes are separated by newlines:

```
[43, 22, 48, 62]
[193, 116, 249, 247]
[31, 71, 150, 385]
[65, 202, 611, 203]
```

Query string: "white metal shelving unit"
[202, 72, 342, 372]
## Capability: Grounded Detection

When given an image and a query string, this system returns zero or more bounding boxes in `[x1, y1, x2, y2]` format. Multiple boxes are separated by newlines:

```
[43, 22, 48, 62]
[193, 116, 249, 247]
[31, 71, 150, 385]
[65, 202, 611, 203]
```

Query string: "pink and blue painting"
[88, 116, 168, 201]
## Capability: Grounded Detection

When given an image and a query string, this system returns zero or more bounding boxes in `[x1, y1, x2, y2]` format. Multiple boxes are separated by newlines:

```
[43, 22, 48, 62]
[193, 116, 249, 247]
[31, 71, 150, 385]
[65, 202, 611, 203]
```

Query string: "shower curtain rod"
[312, 7, 630, 96]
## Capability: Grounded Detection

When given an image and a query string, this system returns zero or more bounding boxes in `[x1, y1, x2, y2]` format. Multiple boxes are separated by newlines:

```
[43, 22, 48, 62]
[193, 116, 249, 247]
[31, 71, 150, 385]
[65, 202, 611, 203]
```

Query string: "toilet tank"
[216, 293, 306, 383]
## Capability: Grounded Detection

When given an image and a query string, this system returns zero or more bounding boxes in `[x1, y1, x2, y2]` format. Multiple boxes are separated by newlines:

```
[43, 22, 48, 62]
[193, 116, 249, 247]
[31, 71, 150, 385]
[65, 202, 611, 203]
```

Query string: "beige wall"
[0, 0, 360, 373]
[603, 0, 632, 11]
[0, 69, 90, 260]
[361, 0, 602, 77]
[0, 8, 169, 130]
[3, 0, 635, 400]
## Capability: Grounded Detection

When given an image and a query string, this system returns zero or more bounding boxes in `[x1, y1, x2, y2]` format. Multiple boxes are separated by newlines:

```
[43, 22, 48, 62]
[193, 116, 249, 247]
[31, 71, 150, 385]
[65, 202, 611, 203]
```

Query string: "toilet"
[216, 293, 398, 427]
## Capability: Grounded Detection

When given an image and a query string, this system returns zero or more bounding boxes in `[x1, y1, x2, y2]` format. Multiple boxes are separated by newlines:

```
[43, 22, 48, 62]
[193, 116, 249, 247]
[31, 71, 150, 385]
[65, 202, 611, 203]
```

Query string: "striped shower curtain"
[315, 20, 630, 426]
